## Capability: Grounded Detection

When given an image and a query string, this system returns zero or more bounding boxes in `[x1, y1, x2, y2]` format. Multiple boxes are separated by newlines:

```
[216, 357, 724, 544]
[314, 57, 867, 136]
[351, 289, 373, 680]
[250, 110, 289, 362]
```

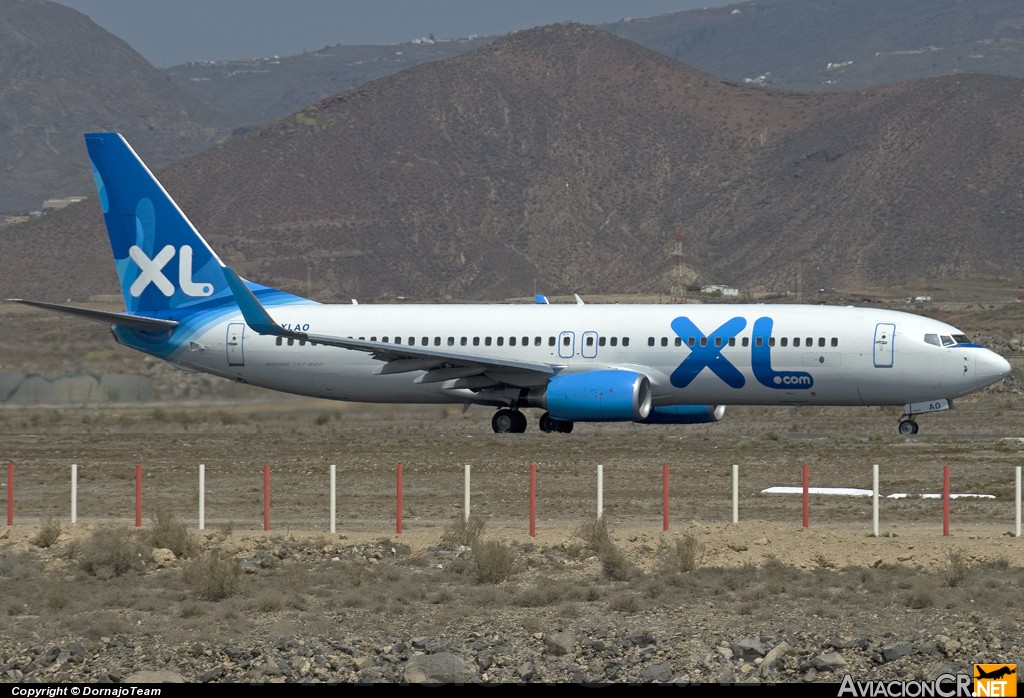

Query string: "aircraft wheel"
[492, 409, 515, 433]
[557, 420, 574, 434]
[511, 410, 528, 433]
[492, 409, 527, 434]
[539, 412, 557, 433]
[898, 419, 919, 436]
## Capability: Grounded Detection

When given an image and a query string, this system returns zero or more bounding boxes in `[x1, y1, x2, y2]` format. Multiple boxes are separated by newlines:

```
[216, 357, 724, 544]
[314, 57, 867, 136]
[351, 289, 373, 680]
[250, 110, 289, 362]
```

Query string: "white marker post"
[71, 463, 77, 525]
[732, 464, 739, 524]
[198, 464, 205, 531]
[330, 464, 336, 534]
[464, 464, 470, 522]
[872, 464, 879, 538]
[597, 464, 603, 520]
[1016, 466, 1021, 539]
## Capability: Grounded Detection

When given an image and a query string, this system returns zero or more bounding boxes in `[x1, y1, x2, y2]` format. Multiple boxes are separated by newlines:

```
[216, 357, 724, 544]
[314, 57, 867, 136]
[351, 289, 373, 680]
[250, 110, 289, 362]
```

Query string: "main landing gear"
[539, 412, 573, 434]
[491, 409, 574, 434]
[898, 417, 919, 436]
[491, 408, 527, 434]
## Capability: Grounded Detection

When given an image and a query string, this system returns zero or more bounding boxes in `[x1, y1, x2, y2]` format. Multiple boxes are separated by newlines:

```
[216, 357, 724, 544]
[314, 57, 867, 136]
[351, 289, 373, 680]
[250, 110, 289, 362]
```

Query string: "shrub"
[147, 507, 197, 558]
[943, 549, 970, 587]
[75, 527, 147, 578]
[472, 540, 518, 584]
[573, 516, 612, 552]
[31, 517, 62, 548]
[655, 533, 706, 574]
[440, 513, 487, 549]
[183, 551, 246, 601]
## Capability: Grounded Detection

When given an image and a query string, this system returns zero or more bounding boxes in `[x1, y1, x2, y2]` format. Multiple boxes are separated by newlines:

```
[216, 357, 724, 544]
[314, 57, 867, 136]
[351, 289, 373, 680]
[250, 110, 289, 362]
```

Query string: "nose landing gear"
[898, 417, 919, 436]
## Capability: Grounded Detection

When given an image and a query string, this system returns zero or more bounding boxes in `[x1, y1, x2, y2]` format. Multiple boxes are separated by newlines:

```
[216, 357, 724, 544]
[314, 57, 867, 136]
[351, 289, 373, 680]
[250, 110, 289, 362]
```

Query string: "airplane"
[8, 132, 1013, 435]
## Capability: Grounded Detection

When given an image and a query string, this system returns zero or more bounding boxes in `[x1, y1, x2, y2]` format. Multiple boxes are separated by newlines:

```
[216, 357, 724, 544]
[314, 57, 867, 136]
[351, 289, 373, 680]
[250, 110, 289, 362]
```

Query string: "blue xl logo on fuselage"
[669, 316, 814, 390]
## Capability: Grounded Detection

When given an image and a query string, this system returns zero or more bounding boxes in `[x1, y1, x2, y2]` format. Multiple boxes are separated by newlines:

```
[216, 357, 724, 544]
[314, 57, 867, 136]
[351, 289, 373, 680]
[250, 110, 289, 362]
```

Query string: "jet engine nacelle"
[530, 370, 652, 421]
[637, 404, 726, 424]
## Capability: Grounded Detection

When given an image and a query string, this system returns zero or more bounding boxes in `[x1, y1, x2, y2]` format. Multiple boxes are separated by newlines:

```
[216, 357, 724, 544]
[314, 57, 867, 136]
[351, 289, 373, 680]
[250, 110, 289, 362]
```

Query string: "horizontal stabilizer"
[7, 298, 179, 331]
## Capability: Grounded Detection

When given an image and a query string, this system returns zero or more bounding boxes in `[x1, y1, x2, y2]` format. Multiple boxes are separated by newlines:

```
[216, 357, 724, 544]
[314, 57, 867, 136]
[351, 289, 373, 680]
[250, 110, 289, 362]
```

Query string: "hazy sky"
[53, 0, 727, 67]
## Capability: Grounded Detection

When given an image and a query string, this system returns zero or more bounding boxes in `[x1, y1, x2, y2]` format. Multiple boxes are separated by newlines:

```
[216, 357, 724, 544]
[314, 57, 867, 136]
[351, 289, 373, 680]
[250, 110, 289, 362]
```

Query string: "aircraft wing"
[222, 267, 556, 386]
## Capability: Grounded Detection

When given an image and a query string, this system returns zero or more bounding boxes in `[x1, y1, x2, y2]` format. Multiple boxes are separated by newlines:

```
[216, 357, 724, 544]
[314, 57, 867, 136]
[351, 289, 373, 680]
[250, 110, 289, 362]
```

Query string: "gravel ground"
[1, 392, 1023, 685]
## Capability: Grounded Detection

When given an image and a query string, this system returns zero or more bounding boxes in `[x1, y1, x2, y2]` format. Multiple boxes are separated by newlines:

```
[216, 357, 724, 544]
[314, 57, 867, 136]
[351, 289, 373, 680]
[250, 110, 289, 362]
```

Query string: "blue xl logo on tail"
[669, 316, 814, 390]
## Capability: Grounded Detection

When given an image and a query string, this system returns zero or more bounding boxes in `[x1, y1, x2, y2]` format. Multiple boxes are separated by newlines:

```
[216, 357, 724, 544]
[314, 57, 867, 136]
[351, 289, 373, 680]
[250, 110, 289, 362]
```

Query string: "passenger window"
[687, 337, 695, 348]
[472, 337, 480, 346]
[586, 336, 594, 347]
[660, 337, 668, 347]
[522, 336, 529, 346]
[831, 338, 838, 347]
[394, 337, 401, 344]
[648, 337, 655, 347]
[700, 337, 708, 347]
[485, 337, 492, 346]
[794, 337, 801, 347]
[768, 337, 775, 347]
[924, 334, 941, 346]
[742, 337, 750, 347]
[562, 336, 571, 346]
[434, 337, 441, 346]
[599, 337, 606, 347]
[497, 337, 504, 346]
[780, 338, 788, 347]
[287, 338, 294, 346]
[460, 337, 467, 346]
[610, 337, 618, 347]
[805, 338, 812, 347]
[534, 337, 542, 346]
[818, 337, 825, 347]
[674, 337, 682, 347]
[382, 336, 389, 343]
[422, 337, 428, 346]
[510, 337, 517, 346]
[548, 337, 556, 347]
[447, 337, 454, 346]
[729, 337, 736, 347]
[714, 337, 722, 347]
[299, 340, 306, 346]
[275, 337, 282, 346]
[755, 338, 763, 348]
[408, 337, 415, 345]
[623, 338, 630, 347]
[370, 336, 377, 342]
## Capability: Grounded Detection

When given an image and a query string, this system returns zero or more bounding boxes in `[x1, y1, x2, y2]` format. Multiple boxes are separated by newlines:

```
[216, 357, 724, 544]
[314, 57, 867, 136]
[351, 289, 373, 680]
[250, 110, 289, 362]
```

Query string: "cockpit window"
[940, 335, 954, 346]
[924, 334, 941, 346]
[951, 334, 971, 344]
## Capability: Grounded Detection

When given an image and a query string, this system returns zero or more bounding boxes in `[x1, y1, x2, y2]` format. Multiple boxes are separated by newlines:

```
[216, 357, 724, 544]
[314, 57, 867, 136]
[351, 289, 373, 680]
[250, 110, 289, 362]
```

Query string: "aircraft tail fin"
[84, 132, 311, 318]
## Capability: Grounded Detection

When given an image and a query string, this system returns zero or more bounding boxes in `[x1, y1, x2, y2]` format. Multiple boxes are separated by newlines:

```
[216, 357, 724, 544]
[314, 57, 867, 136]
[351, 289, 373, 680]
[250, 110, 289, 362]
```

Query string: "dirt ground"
[2, 391, 1022, 571]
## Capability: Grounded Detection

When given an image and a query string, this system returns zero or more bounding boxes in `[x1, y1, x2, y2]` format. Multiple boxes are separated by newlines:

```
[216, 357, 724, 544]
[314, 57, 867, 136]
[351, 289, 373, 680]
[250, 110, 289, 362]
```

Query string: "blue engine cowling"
[531, 370, 652, 421]
[638, 404, 726, 424]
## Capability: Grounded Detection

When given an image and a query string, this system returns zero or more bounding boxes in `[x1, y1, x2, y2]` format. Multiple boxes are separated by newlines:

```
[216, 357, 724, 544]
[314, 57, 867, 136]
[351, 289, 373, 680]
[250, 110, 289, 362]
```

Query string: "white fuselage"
[151, 303, 1009, 409]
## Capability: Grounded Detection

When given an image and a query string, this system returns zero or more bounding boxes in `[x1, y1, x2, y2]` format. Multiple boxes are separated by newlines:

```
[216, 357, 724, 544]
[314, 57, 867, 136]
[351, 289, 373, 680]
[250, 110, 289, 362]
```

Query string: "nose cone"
[977, 351, 1012, 387]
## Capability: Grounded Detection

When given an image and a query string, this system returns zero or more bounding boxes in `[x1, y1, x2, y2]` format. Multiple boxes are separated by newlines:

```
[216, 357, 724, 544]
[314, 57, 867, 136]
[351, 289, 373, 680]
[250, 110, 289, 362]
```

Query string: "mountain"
[2, 24, 1023, 305]
[0, 0, 244, 214]
[165, 0, 1024, 123]
[611, 0, 1024, 91]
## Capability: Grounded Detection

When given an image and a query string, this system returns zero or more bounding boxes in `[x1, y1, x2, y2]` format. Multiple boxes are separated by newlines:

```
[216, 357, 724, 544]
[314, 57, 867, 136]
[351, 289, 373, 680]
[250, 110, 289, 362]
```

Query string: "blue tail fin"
[86, 132, 233, 315]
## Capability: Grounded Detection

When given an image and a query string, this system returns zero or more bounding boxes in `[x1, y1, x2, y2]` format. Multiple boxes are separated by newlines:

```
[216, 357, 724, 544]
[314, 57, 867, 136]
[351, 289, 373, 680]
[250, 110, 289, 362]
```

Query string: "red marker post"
[529, 463, 537, 537]
[263, 464, 270, 531]
[396, 463, 403, 535]
[662, 464, 670, 532]
[802, 464, 810, 529]
[6, 463, 13, 526]
[135, 464, 142, 528]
